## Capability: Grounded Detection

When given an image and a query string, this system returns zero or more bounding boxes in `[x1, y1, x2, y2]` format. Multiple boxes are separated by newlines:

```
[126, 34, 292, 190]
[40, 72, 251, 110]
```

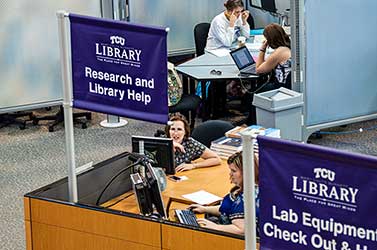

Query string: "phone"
[169, 175, 182, 182]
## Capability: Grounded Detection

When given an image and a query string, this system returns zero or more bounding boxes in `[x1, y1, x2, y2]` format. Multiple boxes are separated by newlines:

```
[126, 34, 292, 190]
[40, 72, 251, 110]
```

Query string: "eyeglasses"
[210, 69, 222, 75]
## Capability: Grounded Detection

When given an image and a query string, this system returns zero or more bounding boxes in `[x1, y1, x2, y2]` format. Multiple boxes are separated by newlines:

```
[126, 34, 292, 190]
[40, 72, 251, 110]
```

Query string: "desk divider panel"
[29, 198, 161, 249]
[298, 0, 377, 140]
[161, 224, 245, 250]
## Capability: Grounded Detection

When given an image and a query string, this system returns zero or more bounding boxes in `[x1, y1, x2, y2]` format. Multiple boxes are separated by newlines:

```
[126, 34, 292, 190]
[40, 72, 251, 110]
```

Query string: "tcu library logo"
[313, 168, 335, 182]
[292, 167, 359, 212]
[110, 35, 125, 46]
[95, 35, 142, 67]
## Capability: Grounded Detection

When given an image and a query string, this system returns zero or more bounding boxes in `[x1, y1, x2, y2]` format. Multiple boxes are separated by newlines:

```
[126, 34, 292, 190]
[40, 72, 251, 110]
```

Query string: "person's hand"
[229, 10, 237, 27]
[175, 163, 195, 172]
[241, 10, 250, 22]
[197, 218, 218, 230]
[173, 141, 185, 153]
[260, 40, 268, 52]
[188, 204, 207, 214]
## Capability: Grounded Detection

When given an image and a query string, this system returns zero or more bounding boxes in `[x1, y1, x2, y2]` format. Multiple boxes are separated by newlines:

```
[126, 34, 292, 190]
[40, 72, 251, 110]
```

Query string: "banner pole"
[241, 132, 256, 250]
[57, 10, 78, 203]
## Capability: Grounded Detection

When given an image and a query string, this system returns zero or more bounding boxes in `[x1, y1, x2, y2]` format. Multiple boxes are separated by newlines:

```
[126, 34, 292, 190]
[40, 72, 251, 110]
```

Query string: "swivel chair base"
[33, 106, 92, 132]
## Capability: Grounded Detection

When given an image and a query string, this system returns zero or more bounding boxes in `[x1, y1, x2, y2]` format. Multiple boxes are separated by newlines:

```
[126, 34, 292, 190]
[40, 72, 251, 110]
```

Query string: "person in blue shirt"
[189, 151, 260, 235]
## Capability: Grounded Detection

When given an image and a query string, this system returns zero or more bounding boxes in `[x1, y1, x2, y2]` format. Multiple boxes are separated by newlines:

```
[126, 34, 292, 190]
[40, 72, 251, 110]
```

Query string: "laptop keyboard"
[241, 64, 256, 74]
[175, 209, 199, 226]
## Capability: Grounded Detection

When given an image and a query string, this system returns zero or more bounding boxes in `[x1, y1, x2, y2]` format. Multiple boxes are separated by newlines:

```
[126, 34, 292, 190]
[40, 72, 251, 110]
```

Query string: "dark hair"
[165, 113, 190, 140]
[263, 23, 290, 49]
[224, 0, 244, 11]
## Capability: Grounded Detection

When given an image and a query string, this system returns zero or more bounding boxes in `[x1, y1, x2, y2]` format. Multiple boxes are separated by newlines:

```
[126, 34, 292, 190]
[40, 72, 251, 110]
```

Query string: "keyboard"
[175, 209, 199, 226]
[240, 64, 256, 75]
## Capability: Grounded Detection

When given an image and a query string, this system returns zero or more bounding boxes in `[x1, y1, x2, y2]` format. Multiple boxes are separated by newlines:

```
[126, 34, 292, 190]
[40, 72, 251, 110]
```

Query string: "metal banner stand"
[100, 114, 128, 128]
[57, 10, 78, 202]
[241, 132, 257, 250]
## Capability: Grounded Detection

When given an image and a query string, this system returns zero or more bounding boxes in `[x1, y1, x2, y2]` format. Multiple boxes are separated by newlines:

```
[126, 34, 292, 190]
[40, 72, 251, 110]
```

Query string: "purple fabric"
[70, 14, 168, 124]
[258, 136, 377, 250]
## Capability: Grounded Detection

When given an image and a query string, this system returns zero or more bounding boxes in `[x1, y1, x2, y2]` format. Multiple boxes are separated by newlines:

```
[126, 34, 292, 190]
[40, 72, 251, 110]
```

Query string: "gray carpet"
[1, 107, 376, 250]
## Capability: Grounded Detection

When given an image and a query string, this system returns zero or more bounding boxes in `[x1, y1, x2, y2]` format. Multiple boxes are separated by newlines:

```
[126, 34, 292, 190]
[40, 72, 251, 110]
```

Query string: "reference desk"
[24, 152, 254, 250]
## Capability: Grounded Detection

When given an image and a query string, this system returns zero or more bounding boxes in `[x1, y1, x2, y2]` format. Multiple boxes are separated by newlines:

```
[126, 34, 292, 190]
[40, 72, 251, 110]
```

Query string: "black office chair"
[168, 62, 201, 130]
[33, 105, 91, 132]
[247, 15, 255, 30]
[194, 23, 210, 57]
[191, 120, 234, 148]
[0, 111, 34, 130]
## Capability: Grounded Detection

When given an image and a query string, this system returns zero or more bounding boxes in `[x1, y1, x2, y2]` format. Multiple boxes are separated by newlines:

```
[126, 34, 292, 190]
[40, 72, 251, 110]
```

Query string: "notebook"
[230, 46, 257, 75]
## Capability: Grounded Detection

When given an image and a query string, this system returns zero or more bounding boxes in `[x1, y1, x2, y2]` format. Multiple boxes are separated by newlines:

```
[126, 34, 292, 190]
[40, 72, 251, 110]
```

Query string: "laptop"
[230, 46, 257, 76]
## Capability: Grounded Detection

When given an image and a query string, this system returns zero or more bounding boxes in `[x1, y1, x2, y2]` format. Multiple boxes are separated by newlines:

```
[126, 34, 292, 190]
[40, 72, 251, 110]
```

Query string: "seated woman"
[256, 23, 292, 89]
[247, 23, 292, 124]
[165, 113, 221, 172]
[188, 151, 259, 235]
[206, 0, 250, 50]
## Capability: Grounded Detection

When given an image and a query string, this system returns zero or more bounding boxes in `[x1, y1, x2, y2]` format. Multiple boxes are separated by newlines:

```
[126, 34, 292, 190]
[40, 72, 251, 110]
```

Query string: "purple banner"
[70, 14, 168, 124]
[258, 136, 377, 250]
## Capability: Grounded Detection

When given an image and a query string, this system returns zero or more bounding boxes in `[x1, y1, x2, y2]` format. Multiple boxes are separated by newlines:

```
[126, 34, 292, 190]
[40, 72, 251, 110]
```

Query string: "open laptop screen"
[230, 46, 255, 70]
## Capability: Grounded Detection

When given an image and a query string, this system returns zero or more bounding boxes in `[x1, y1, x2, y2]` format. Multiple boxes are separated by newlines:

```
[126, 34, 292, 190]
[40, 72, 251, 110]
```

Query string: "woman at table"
[165, 113, 221, 172]
[256, 23, 292, 89]
[206, 0, 251, 50]
[188, 151, 259, 236]
[245, 23, 292, 125]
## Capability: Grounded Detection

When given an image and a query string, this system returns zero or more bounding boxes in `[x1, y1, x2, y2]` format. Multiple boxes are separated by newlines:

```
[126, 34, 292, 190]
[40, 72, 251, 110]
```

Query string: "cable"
[95, 157, 144, 206]
[238, 72, 273, 94]
[318, 125, 377, 135]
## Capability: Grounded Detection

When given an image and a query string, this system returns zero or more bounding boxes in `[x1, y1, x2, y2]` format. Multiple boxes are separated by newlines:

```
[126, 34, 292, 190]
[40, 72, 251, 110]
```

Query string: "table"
[104, 160, 233, 219]
[176, 51, 260, 120]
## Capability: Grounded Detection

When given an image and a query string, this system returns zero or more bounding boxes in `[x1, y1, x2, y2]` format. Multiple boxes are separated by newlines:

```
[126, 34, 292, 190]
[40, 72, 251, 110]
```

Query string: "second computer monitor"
[131, 135, 175, 175]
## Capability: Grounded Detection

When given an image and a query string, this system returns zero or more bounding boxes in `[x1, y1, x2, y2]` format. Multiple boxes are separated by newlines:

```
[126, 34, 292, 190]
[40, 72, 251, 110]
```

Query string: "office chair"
[33, 105, 91, 132]
[247, 15, 255, 30]
[191, 120, 234, 148]
[168, 62, 201, 130]
[0, 111, 34, 130]
[194, 23, 210, 57]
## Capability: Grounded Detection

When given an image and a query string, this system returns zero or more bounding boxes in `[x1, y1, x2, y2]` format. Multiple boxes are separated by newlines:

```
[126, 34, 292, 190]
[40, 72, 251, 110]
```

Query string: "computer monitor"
[250, 0, 277, 13]
[131, 135, 175, 175]
[130, 159, 167, 219]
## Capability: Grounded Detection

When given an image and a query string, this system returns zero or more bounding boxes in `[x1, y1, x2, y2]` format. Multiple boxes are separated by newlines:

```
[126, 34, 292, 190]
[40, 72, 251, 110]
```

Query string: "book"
[225, 125, 280, 139]
[211, 136, 242, 151]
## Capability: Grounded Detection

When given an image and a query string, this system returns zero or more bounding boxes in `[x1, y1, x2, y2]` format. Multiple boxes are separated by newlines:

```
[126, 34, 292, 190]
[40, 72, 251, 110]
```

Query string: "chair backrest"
[191, 120, 234, 148]
[194, 23, 210, 57]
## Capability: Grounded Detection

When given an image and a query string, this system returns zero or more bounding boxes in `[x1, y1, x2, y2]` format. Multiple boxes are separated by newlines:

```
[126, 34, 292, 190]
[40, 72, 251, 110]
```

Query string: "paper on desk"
[182, 190, 222, 205]
[206, 48, 230, 57]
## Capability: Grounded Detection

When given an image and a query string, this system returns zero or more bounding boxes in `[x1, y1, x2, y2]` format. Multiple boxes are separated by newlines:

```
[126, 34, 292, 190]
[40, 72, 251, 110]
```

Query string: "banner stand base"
[100, 115, 128, 128]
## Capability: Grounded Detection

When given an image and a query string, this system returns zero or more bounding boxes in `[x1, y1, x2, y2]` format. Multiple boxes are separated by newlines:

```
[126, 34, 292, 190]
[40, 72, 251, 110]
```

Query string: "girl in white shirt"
[206, 0, 251, 50]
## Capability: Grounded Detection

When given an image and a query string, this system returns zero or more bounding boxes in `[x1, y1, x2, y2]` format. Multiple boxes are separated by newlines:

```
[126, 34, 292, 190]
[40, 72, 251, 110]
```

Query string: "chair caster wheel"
[48, 126, 54, 132]
[33, 119, 39, 125]
[82, 123, 87, 129]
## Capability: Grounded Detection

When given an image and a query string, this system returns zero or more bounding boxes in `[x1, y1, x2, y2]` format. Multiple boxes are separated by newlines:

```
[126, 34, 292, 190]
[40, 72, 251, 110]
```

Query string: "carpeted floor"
[0, 107, 376, 250]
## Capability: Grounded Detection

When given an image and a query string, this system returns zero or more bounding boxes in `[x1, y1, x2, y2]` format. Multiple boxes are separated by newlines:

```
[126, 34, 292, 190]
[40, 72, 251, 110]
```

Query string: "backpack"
[167, 62, 183, 107]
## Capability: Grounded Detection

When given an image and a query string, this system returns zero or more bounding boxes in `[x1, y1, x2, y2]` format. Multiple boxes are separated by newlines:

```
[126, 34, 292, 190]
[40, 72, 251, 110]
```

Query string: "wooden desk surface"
[103, 160, 232, 216]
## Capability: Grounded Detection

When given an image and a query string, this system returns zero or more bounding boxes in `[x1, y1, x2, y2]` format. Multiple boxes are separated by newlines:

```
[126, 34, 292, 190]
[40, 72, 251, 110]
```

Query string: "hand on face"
[241, 10, 249, 22]
[173, 141, 185, 153]
[229, 10, 237, 26]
